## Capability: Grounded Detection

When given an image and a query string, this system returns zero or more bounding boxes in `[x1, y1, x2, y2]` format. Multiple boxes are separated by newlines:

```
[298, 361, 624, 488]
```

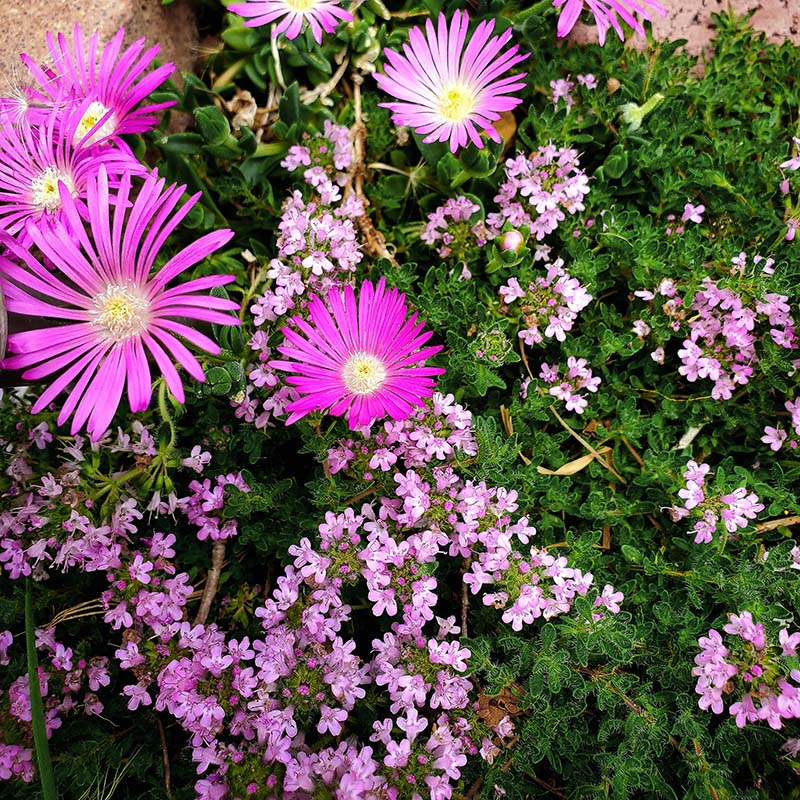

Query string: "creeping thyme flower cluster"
[487, 144, 591, 240]
[537, 357, 601, 414]
[323, 393, 620, 637]
[693, 611, 800, 729]
[676, 276, 797, 400]
[0, 629, 111, 783]
[326, 391, 478, 479]
[249, 190, 362, 328]
[421, 196, 488, 260]
[183, 472, 251, 541]
[669, 460, 764, 544]
[499, 258, 593, 346]
[5, 386, 618, 796]
[634, 259, 797, 398]
[281, 120, 353, 199]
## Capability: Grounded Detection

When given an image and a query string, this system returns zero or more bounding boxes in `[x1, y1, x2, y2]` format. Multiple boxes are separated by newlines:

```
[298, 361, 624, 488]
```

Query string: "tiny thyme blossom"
[670, 460, 764, 544]
[487, 144, 590, 240]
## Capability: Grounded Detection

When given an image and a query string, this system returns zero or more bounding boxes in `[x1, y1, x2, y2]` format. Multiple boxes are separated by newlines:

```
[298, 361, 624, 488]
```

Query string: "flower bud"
[499, 230, 525, 253]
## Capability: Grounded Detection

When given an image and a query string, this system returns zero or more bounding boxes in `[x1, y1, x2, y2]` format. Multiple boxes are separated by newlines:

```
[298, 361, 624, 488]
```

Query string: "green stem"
[157, 380, 177, 450]
[252, 141, 286, 158]
[25, 577, 57, 800]
[511, 0, 555, 23]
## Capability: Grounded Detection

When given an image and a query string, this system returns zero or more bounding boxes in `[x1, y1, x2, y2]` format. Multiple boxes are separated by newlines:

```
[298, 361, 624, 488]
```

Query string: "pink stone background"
[0, 0, 198, 91]
[569, 0, 800, 52]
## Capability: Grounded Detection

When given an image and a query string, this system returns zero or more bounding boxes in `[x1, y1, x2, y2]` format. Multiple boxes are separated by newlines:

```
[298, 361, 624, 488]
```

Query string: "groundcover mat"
[1, 1, 800, 798]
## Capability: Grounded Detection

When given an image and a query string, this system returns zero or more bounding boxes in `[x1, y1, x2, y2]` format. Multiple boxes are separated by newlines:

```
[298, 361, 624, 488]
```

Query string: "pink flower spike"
[21, 25, 176, 143]
[227, 0, 353, 44]
[270, 277, 445, 429]
[374, 10, 528, 153]
[553, 0, 667, 46]
[0, 166, 240, 440]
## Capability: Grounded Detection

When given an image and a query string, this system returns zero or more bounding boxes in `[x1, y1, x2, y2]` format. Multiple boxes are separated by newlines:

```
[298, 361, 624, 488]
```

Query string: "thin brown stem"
[461, 558, 471, 638]
[756, 515, 800, 533]
[193, 540, 226, 626]
[156, 714, 173, 799]
[345, 74, 399, 266]
[526, 773, 568, 798]
[343, 486, 377, 507]
[464, 775, 484, 799]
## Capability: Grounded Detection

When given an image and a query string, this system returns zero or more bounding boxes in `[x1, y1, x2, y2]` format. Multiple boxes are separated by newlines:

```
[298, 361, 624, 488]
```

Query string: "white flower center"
[91, 284, 150, 342]
[285, 0, 318, 10]
[436, 82, 476, 122]
[341, 351, 387, 395]
[74, 101, 117, 145]
[31, 167, 75, 213]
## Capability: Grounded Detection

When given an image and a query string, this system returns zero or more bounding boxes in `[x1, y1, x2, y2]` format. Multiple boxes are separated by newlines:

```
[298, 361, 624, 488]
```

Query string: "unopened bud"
[499, 230, 525, 253]
[620, 92, 664, 132]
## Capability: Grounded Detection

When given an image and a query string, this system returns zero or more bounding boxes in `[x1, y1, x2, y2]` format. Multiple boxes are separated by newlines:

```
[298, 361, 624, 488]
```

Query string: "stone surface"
[0, 0, 197, 94]
[569, 0, 800, 53]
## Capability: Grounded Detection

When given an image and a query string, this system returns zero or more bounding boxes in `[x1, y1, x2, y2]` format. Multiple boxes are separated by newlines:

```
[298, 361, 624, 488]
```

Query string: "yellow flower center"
[31, 167, 75, 213]
[74, 101, 117, 145]
[436, 82, 476, 122]
[285, 0, 318, 10]
[341, 352, 387, 395]
[92, 284, 150, 342]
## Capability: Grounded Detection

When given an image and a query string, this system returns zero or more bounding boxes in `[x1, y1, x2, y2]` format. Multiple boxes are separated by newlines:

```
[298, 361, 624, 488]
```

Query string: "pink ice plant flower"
[374, 10, 527, 153]
[553, 0, 667, 47]
[21, 25, 176, 144]
[227, 0, 353, 44]
[0, 166, 240, 439]
[270, 277, 445, 429]
[0, 99, 144, 243]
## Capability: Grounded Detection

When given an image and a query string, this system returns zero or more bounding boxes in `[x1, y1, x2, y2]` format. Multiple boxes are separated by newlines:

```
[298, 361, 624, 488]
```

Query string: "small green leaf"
[222, 23, 263, 51]
[205, 366, 233, 396]
[279, 82, 302, 127]
[194, 105, 232, 147]
[156, 132, 204, 154]
[621, 545, 643, 563]
[603, 144, 629, 179]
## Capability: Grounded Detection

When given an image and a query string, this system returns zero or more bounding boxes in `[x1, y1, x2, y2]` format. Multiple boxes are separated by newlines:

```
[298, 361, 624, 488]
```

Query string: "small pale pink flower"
[682, 202, 705, 224]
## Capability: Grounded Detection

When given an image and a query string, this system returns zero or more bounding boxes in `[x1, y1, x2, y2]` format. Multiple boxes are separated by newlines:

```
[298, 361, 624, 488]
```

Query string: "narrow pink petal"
[125, 337, 153, 412]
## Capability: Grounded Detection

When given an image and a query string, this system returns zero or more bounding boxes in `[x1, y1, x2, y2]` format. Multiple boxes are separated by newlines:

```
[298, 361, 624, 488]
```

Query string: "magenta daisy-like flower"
[374, 10, 527, 153]
[227, 0, 353, 44]
[270, 277, 445, 429]
[0, 167, 240, 439]
[21, 25, 175, 144]
[553, 0, 667, 46]
[0, 99, 144, 242]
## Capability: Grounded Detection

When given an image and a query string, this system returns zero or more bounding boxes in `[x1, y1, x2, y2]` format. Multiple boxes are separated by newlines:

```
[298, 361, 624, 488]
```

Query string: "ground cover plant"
[1, 1, 800, 798]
